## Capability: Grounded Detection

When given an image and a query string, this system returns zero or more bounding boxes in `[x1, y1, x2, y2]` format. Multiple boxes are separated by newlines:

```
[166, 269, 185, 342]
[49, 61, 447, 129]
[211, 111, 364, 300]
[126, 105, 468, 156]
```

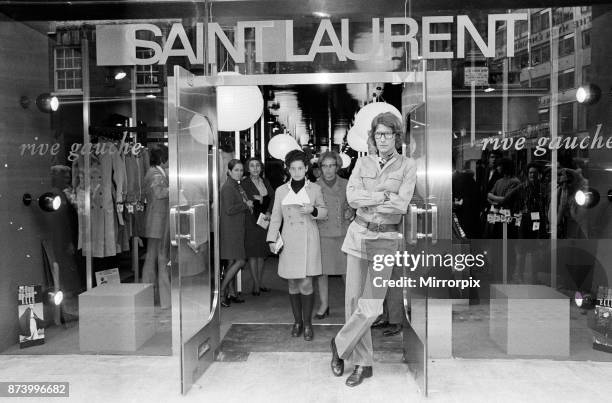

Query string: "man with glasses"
[330, 112, 417, 387]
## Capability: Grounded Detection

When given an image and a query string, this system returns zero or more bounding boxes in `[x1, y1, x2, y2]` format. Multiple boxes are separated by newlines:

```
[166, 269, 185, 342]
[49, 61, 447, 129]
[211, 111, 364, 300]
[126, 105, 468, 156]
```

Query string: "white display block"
[489, 284, 569, 356]
[79, 283, 155, 352]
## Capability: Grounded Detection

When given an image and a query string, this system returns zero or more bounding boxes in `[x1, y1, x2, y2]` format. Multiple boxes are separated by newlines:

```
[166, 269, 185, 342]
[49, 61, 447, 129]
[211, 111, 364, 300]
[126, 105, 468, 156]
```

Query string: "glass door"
[402, 68, 454, 397]
[168, 65, 220, 394]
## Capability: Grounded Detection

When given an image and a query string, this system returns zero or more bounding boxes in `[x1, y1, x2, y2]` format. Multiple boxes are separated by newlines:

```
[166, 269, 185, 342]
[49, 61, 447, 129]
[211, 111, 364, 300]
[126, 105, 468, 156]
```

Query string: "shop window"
[558, 102, 574, 133]
[136, 49, 160, 87]
[54, 46, 82, 91]
[558, 34, 575, 58]
[558, 69, 575, 91]
[581, 29, 591, 48]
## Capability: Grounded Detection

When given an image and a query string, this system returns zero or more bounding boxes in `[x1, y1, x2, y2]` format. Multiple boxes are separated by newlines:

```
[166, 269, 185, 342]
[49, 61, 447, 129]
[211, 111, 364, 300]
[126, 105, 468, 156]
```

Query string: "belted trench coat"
[266, 181, 328, 279]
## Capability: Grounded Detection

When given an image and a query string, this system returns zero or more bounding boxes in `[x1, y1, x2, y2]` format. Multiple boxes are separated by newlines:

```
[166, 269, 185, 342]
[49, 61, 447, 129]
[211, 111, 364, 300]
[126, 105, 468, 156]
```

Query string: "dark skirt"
[245, 211, 270, 258]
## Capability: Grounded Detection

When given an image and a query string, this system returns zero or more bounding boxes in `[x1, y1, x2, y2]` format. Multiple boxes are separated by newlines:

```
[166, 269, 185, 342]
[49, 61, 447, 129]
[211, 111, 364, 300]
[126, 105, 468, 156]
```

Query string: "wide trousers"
[334, 253, 394, 366]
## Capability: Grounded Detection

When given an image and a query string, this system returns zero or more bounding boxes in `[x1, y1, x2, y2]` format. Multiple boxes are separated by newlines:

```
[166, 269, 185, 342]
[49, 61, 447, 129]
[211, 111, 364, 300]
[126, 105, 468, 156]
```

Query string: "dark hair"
[526, 162, 540, 173]
[489, 150, 503, 158]
[367, 112, 403, 151]
[245, 157, 264, 176]
[498, 158, 515, 176]
[150, 145, 168, 166]
[285, 149, 309, 168]
[227, 159, 243, 171]
[319, 151, 342, 168]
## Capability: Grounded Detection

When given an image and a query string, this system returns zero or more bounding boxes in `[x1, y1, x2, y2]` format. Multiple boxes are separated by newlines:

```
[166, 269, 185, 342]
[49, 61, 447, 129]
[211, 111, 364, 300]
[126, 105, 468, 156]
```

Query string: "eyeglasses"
[374, 131, 395, 140]
[321, 164, 337, 168]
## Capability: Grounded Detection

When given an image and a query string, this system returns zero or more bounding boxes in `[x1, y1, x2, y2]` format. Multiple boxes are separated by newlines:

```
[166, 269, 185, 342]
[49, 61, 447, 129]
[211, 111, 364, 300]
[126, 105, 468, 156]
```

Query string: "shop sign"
[97, 14, 526, 67]
[464, 66, 489, 86]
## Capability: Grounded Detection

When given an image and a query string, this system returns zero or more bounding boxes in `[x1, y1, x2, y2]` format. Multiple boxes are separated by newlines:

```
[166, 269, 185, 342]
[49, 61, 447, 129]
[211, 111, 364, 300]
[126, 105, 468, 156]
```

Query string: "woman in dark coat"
[220, 159, 253, 307]
[241, 158, 275, 295]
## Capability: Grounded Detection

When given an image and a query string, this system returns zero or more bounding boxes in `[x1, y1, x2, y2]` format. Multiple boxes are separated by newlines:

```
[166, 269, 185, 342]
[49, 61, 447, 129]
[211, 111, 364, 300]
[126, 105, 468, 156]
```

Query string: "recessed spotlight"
[313, 11, 331, 18]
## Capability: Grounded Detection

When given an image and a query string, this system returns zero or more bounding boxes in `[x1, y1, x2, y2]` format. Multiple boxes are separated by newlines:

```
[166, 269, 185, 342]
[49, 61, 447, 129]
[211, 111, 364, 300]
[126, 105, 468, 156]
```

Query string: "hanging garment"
[72, 141, 127, 258]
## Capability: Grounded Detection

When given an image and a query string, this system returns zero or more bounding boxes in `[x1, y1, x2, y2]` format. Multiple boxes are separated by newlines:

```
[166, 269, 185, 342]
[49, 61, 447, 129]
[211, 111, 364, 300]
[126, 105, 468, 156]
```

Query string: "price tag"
[531, 212, 540, 221]
[532, 222, 540, 231]
[499, 209, 510, 217]
[515, 214, 522, 227]
[127, 204, 134, 214]
[487, 214, 495, 223]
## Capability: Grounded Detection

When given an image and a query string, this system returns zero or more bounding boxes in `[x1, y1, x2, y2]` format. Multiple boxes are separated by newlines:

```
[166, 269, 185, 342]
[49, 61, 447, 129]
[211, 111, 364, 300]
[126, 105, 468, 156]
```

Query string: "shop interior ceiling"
[0, 0, 607, 21]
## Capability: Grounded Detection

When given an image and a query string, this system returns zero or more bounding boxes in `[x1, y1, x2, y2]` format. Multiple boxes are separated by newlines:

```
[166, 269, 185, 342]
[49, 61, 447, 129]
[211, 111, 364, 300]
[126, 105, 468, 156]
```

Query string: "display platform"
[79, 283, 156, 352]
[489, 284, 570, 356]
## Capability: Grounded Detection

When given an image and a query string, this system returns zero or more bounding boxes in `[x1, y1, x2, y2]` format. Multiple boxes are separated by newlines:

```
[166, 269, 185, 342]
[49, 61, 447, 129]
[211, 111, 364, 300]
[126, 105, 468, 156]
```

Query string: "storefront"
[1, 0, 611, 397]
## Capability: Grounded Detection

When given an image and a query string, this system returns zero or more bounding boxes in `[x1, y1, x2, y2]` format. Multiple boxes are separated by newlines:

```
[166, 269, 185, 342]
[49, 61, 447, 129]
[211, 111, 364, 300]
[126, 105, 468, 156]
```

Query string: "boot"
[289, 293, 303, 337]
[301, 293, 314, 341]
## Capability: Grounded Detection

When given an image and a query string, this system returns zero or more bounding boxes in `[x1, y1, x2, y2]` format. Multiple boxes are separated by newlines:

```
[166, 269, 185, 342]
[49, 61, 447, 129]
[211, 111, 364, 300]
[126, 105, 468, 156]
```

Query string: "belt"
[354, 215, 399, 232]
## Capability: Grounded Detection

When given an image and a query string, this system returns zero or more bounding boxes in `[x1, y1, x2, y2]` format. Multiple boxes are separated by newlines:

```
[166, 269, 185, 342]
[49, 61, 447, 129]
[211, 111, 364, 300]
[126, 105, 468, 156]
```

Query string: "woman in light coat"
[267, 150, 327, 341]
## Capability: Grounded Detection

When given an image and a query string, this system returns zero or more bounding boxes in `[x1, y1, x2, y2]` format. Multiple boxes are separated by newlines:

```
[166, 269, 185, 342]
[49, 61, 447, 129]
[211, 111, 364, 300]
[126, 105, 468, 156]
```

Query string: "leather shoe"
[383, 324, 402, 337]
[371, 316, 389, 329]
[229, 295, 245, 303]
[303, 325, 313, 341]
[291, 322, 303, 337]
[345, 365, 373, 387]
[330, 338, 344, 376]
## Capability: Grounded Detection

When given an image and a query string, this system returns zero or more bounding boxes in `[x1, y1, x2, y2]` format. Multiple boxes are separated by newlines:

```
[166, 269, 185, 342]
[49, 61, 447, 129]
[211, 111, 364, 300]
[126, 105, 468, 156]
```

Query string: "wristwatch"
[383, 191, 391, 202]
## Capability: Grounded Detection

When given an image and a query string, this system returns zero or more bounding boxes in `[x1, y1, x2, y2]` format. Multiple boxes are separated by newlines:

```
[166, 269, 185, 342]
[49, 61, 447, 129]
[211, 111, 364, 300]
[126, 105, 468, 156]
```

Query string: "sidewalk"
[1, 353, 611, 403]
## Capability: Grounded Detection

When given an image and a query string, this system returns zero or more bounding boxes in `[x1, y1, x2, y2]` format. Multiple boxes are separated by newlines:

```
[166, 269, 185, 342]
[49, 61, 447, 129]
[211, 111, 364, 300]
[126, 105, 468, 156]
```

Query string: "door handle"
[170, 206, 179, 247]
[170, 204, 209, 250]
[410, 203, 438, 244]
[407, 204, 425, 245]
[428, 203, 438, 245]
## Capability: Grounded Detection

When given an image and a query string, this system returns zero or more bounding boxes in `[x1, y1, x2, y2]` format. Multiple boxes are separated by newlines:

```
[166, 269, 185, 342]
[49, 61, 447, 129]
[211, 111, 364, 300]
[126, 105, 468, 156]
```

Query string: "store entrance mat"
[217, 323, 403, 362]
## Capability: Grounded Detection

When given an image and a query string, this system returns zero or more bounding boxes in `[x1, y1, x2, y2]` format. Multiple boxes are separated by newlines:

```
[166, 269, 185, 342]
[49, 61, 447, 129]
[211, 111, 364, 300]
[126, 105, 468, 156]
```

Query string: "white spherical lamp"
[268, 134, 300, 160]
[188, 113, 213, 145]
[354, 102, 402, 132]
[339, 153, 351, 168]
[346, 124, 368, 152]
[217, 72, 264, 132]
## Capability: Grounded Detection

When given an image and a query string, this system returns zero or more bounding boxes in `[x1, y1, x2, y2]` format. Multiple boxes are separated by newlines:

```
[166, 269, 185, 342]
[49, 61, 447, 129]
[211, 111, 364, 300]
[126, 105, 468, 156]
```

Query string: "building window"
[582, 65, 592, 85]
[512, 51, 529, 70]
[553, 7, 574, 26]
[136, 49, 160, 87]
[54, 47, 82, 91]
[531, 11, 550, 33]
[532, 77, 550, 90]
[581, 29, 591, 48]
[531, 43, 550, 65]
[558, 69, 575, 91]
[558, 34, 575, 58]
[558, 102, 574, 133]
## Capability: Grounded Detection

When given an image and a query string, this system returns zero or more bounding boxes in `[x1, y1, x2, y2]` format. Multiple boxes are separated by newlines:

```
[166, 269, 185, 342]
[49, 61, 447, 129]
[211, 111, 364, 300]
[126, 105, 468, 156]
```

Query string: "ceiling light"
[484, 87, 495, 93]
[114, 70, 127, 80]
[313, 11, 330, 18]
[145, 94, 156, 99]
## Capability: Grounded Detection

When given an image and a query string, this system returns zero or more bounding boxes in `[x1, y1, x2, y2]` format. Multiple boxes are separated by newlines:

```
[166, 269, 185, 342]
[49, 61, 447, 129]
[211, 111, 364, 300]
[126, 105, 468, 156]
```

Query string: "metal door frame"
[170, 70, 452, 396]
